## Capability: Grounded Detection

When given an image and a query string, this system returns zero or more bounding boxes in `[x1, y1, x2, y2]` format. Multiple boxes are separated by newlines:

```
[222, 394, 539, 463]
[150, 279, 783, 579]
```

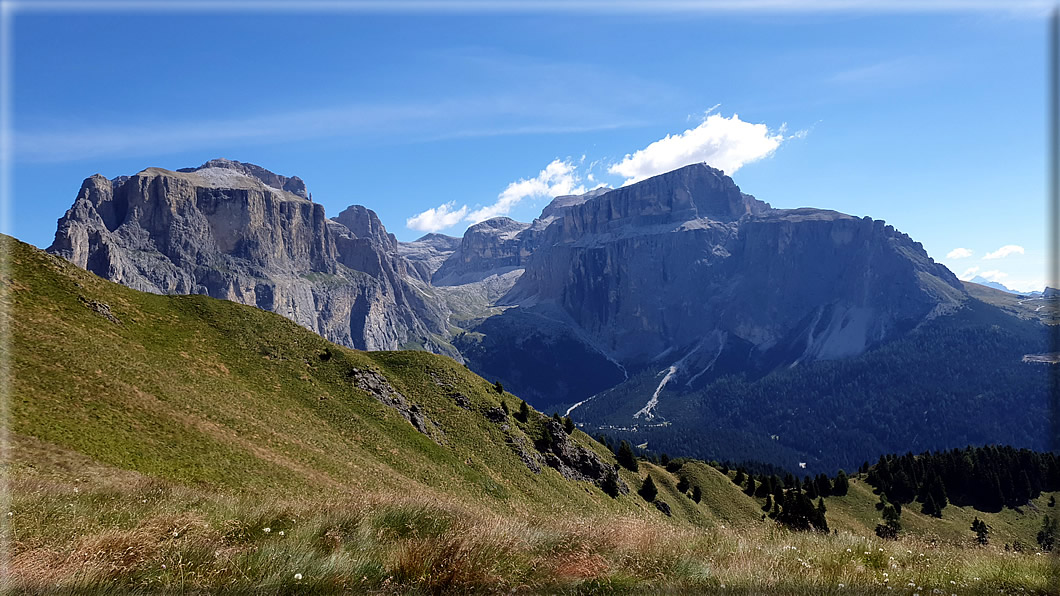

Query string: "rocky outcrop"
[349, 368, 445, 444]
[398, 233, 461, 281]
[534, 420, 629, 493]
[48, 159, 451, 352]
[432, 217, 532, 285]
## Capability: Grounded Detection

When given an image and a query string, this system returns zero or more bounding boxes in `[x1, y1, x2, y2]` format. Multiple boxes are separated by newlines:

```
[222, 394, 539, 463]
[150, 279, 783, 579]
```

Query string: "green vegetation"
[4, 236, 1058, 593]
[578, 300, 1051, 472]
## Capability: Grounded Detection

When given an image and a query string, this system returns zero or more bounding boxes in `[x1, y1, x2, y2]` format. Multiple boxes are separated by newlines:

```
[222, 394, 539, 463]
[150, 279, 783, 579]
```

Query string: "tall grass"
[8, 472, 1057, 594]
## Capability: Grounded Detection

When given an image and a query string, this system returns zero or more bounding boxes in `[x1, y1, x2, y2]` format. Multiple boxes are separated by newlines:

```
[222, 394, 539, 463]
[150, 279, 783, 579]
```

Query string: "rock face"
[463, 164, 966, 405]
[49, 159, 450, 352]
[49, 159, 969, 413]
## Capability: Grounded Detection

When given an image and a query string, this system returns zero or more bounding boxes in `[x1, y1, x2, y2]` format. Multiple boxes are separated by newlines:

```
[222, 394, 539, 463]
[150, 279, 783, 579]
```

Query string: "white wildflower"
[263, 527, 271, 533]
[294, 573, 303, 580]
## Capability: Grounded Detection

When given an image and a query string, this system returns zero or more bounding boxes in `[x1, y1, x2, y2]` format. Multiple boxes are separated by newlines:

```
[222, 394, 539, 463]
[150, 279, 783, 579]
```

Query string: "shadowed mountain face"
[49, 159, 1046, 469]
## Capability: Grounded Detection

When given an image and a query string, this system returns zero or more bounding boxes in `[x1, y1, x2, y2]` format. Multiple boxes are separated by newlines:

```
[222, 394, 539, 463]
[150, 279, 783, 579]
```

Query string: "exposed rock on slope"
[49, 159, 451, 352]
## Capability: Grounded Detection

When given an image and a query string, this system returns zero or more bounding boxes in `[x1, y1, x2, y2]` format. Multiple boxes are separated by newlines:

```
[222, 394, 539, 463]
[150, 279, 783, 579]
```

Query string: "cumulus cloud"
[946, 247, 973, 259]
[465, 158, 585, 223]
[405, 201, 469, 233]
[608, 113, 787, 186]
[983, 244, 1025, 260]
[958, 266, 980, 280]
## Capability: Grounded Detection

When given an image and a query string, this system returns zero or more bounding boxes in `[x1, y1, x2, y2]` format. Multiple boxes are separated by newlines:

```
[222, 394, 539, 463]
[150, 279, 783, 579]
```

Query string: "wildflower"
[878, 548, 883, 551]
[864, 551, 870, 555]
[847, 548, 852, 552]
[279, 530, 285, 536]
[950, 581, 956, 585]
[838, 584, 844, 588]
[161, 564, 166, 569]
[294, 573, 303, 581]
[172, 530, 179, 537]
[263, 527, 271, 533]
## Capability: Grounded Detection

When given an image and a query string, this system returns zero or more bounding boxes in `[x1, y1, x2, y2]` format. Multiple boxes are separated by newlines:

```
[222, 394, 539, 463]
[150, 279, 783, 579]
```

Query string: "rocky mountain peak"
[177, 158, 309, 199]
[332, 205, 397, 251]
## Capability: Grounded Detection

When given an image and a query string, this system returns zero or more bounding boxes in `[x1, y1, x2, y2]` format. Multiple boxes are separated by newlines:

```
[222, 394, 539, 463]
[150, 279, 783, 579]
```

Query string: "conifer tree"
[970, 517, 989, 545]
[676, 475, 690, 493]
[639, 475, 658, 502]
[692, 485, 702, 503]
[745, 475, 757, 497]
[563, 416, 575, 434]
[617, 440, 639, 472]
[833, 470, 849, 496]
[517, 400, 530, 422]
[734, 469, 746, 486]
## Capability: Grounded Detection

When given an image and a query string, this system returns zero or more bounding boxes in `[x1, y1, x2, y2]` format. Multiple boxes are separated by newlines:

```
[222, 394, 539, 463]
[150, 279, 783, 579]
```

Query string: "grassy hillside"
[3, 236, 1057, 594]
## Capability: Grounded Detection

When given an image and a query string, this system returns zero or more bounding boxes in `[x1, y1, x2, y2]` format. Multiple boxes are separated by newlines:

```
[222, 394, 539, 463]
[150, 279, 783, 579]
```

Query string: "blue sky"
[6, 2, 1051, 291]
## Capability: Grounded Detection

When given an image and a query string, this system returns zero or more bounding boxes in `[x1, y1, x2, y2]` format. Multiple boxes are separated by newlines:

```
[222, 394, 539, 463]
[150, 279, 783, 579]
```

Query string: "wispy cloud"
[15, 97, 638, 163]
[608, 113, 791, 186]
[978, 269, 1009, 282]
[946, 247, 973, 259]
[958, 266, 980, 280]
[406, 158, 585, 233]
[466, 159, 585, 223]
[983, 244, 1025, 260]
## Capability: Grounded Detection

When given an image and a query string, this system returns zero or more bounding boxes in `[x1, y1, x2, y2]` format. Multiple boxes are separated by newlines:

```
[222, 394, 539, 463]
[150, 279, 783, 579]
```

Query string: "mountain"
[47, 159, 1051, 472]
[968, 275, 1020, 294]
[7, 233, 1057, 593]
[49, 159, 455, 355]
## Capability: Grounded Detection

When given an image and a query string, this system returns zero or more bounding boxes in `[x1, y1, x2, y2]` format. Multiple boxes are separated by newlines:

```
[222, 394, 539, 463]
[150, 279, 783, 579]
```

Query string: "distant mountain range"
[967, 275, 1043, 296]
[48, 158, 1054, 471]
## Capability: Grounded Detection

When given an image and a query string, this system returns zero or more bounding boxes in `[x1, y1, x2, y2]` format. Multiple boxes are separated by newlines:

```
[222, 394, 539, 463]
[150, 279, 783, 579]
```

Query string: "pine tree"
[691, 485, 702, 503]
[734, 469, 746, 486]
[563, 416, 575, 434]
[745, 476, 757, 497]
[833, 470, 849, 496]
[1038, 515, 1058, 551]
[639, 475, 658, 502]
[493, 380, 504, 394]
[617, 441, 639, 472]
[501, 401, 509, 416]
[762, 494, 773, 512]
[875, 503, 901, 540]
[517, 400, 530, 423]
[970, 517, 989, 545]
[660, 453, 671, 467]
[676, 475, 690, 493]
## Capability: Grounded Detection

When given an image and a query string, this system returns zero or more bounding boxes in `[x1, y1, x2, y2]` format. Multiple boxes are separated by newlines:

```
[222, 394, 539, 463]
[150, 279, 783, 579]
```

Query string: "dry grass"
[6, 470, 1058, 595]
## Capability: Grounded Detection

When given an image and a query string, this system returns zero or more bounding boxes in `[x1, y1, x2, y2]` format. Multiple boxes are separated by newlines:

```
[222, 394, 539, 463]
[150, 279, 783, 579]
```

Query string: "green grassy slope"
[6, 234, 662, 517]
[4, 235, 1058, 593]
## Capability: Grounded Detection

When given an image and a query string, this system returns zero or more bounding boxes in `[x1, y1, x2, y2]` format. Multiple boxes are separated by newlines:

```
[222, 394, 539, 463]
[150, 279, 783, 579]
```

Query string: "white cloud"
[405, 201, 469, 233]
[983, 244, 1025, 260]
[979, 270, 1009, 282]
[608, 113, 788, 186]
[946, 247, 973, 259]
[465, 159, 585, 223]
[958, 266, 980, 280]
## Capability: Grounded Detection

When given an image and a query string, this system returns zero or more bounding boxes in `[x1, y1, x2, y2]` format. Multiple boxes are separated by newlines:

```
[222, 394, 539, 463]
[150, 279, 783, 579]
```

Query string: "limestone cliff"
[49, 159, 451, 353]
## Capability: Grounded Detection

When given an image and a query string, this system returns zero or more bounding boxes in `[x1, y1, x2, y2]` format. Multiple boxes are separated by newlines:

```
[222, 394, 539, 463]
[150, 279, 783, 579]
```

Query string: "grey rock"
[48, 160, 452, 354]
[349, 368, 444, 444]
[653, 500, 672, 516]
[534, 420, 629, 493]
